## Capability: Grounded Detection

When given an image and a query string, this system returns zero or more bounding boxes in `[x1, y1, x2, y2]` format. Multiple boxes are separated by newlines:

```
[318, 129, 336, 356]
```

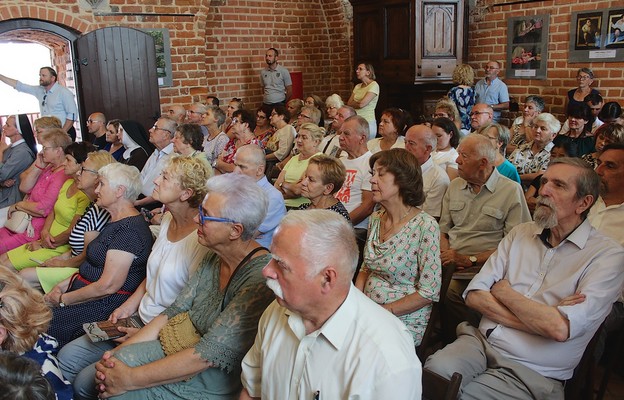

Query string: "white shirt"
[241, 285, 421, 400]
[366, 136, 405, 154]
[465, 220, 624, 380]
[559, 118, 603, 136]
[421, 157, 450, 218]
[432, 147, 459, 176]
[336, 151, 373, 229]
[140, 143, 174, 197]
[138, 213, 209, 322]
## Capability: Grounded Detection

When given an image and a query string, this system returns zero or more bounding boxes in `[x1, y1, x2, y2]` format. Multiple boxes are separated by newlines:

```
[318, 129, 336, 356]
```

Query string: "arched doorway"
[0, 19, 161, 140]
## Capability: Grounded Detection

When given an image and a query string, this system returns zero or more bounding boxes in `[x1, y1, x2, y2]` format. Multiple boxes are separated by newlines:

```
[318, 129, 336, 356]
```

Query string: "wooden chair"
[564, 322, 604, 400]
[422, 368, 462, 400]
[417, 263, 456, 361]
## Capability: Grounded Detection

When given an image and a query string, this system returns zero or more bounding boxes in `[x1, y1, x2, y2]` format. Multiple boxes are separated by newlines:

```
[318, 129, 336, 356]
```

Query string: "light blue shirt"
[474, 77, 509, 121]
[16, 81, 78, 124]
[256, 176, 286, 248]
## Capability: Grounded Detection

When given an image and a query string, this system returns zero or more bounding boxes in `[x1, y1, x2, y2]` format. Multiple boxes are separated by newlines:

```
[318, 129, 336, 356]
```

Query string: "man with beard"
[260, 47, 292, 106]
[240, 210, 421, 400]
[0, 67, 79, 140]
[426, 157, 624, 400]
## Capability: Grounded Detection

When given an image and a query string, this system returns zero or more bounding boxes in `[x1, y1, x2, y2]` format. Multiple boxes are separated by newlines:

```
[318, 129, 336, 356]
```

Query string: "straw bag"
[5, 211, 34, 237]
[159, 312, 201, 356]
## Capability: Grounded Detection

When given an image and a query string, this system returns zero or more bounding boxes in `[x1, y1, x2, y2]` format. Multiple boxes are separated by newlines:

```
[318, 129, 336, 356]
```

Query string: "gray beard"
[534, 200, 558, 229]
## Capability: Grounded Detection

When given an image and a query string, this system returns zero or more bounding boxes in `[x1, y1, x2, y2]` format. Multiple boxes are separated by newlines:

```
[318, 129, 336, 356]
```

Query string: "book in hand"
[83, 316, 144, 342]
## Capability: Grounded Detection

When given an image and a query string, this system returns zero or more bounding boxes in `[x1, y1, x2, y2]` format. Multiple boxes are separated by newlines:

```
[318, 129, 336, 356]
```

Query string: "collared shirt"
[241, 285, 422, 400]
[255, 176, 286, 248]
[260, 64, 292, 104]
[465, 220, 624, 380]
[508, 141, 554, 175]
[421, 156, 449, 218]
[16, 81, 78, 124]
[439, 168, 531, 254]
[336, 151, 373, 229]
[140, 143, 174, 196]
[474, 77, 510, 121]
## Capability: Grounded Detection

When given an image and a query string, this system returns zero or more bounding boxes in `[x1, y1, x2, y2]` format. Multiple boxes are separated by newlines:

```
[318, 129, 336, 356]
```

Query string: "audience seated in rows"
[430, 116, 460, 180]
[0, 114, 36, 208]
[201, 105, 228, 165]
[297, 154, 350, 220]
[367, 107, 408, 154]
[477, 122, 521, 184]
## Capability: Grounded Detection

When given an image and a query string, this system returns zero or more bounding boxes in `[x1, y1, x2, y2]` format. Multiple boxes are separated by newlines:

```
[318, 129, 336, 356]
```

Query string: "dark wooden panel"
[353, 6, 381, 63]
[384, 3, 411, 60]
[75, 26, 160, 132]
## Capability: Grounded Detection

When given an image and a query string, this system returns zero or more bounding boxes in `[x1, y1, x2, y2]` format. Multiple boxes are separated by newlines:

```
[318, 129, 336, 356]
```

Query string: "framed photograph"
[506, 15, 549, 80]
[570, 7, 624, 62]
[606, 10, 624, 48]
[143, 28, 173, 87]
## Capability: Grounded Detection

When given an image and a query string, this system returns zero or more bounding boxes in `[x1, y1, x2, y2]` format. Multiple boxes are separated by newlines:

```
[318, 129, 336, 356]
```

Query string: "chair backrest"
[417, 264, 457, 360]
[422, 368, 462, 400]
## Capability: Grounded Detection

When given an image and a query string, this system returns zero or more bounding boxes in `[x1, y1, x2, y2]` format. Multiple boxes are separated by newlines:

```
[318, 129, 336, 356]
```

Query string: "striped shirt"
[68, 202, 111, 256]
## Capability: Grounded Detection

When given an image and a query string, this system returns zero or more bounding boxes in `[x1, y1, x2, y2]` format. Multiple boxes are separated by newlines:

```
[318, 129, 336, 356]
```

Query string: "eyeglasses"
[231, 117, 240, 124]
[470, 111, 492, 116]
[432, 113, 448, 118]
[187, 110, 202, 114]
[80, 166, 99, 175]
[198, 205, 238, 225]
[42, 94, 47, 107]
[41, 145, 59, 151]
[152, 125, 173, 134]
[577, 75, 592, 80]
[299, 114, 311, 119]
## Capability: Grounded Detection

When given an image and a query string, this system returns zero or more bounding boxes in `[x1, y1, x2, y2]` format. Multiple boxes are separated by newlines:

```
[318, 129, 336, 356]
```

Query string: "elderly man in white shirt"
[240, 210, 421, 400]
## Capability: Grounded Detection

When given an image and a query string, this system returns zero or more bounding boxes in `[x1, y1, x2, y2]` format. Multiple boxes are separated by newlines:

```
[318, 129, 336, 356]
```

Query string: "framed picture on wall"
[506, 15, 549, 80]
[570, 7, 624, 62]
[143, 28, 173, 87]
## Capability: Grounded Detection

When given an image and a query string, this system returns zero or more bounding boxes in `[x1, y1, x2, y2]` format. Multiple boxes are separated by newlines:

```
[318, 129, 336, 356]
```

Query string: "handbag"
[5, 210, 34, 237]
[159, 311, 201, 356]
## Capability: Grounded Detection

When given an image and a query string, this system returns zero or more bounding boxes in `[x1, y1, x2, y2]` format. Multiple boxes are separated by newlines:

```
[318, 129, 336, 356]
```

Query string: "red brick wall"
[469, 0, 624, 119]
[0, 0, 353, 111]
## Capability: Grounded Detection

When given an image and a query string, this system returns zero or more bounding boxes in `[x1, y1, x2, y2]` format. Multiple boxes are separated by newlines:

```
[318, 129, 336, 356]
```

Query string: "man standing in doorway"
[0, 67, 79, 140]
[474, 61, 509, 122]
[260, 48, 292, 106]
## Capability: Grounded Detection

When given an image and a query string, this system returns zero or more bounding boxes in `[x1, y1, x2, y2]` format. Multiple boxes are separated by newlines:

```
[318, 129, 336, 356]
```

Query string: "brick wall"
[469, 0, 624, 121]
[0, 0, 353, 112]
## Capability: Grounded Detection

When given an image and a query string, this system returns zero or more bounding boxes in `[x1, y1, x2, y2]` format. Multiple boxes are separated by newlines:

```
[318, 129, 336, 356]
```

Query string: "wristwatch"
[58, 293, 66, 308]
[469, 256, 478, 267]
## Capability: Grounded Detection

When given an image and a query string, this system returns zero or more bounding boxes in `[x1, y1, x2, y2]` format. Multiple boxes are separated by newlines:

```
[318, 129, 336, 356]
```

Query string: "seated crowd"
[0, 64, 623, 400]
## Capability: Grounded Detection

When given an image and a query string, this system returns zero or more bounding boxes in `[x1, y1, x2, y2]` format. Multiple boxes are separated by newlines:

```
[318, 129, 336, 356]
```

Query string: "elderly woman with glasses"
[567, 68, 600, 111]
[44, 163, 153, 347]
[0, 142, 95, 278]
[507, 95, 545, 154]
[171, 123, 210, 168]
[11, 151, 116, 292]
[324, 93, 344, 134]
[0, 129, 71, 254]
[213, 109, 260, 175]
[90, 173, 274, 400]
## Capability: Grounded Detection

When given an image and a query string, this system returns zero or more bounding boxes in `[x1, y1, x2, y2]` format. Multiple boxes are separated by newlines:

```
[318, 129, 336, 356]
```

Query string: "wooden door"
[74, 27, 161, 134]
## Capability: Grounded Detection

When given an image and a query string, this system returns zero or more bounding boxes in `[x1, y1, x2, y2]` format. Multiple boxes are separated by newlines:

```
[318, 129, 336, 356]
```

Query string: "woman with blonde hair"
[434, 98, 462, 134]
[0, 268, 72, 399]
[448, 64, 476, 133]
[33, 116, 62, 143]
[275, 123, 324, 209]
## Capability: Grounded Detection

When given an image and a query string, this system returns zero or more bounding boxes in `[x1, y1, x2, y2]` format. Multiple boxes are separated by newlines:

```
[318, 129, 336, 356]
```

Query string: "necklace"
[380, 206, 413, 242]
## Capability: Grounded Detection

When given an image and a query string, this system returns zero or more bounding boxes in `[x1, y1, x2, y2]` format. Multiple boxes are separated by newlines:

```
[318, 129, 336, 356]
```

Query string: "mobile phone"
[29, 257, 43, 265]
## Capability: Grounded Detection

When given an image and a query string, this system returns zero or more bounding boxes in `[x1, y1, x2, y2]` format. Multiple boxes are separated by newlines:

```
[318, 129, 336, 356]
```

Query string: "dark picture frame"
[506, 15, 549, 80]
[570, 7, 624, 63]
[143, 28, 173, 87]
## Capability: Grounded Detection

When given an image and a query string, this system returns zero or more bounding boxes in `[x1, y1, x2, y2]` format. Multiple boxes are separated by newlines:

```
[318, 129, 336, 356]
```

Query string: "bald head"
[234, 144, 266, 180]
[405, 124, 437, 165]
[87, 112, 107, 136]
[470, 103, 494, 131]
[165, 105, 187, 124]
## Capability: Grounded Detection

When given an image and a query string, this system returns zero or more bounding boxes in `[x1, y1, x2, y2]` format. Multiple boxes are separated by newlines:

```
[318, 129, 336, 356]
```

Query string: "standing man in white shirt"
[0, 67, 79, 140]
[260, 48, 292, 106]
[240, 210, 421, 400]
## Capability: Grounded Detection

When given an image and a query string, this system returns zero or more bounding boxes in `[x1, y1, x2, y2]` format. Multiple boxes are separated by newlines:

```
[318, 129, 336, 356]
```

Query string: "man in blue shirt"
[475, 61, 509, 122]
[0, 67, 79, 140]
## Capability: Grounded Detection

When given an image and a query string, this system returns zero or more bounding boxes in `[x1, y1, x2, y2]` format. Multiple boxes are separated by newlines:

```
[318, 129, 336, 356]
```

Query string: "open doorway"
[0, 24, 81, 140]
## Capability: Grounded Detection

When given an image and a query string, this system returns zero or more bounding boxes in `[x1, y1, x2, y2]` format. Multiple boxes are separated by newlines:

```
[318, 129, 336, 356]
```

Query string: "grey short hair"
[524, 95, 545, 112]
[478, 123, 510, 155]
[236, 144, 266, 168]
[344, 115, 369, 139]
[301, 106, 321, 125]
[419, 126, 438, 151]
[549, 157, 599, 217]
[159, 117, 178, 139]
[534, 113, 561, 135]
[98, 163, 143, 201]
[325, 94, 344, 109]
[464, 133, 497, 163]
[277, 210, 358, 278]
[191, 102, 208, 115]
[204, 174, 268, 241]
[209, 106, 226, 126]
